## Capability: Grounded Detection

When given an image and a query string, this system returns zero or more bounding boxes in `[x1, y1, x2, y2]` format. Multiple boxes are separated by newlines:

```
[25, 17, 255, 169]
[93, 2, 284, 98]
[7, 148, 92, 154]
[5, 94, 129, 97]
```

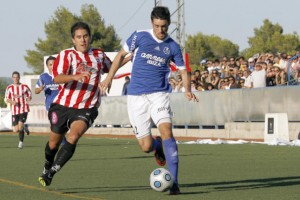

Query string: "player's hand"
[185, 92, 198, 102]
[99, 78, 112, 95]
[74, 71, 91, 82]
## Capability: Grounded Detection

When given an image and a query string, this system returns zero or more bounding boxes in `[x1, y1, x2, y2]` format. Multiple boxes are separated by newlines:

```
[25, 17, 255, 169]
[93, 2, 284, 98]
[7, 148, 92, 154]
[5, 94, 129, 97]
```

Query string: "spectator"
[228, 76, 241, 89]
[122, 76, 130, 95]
[242, 70, 253, 88]
[238, 79, 246, 88]
[210, 70, 220, 89]
[248, 57, 255, 72]
[251, 63, 266, 88]
[274, 67, 286, 86]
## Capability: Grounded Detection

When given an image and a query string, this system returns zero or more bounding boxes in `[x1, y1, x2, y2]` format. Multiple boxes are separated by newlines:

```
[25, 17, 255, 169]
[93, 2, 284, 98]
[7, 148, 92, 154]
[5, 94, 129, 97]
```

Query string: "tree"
[24, 4, 121, 74]
[242, 19, 300, 58]
[0, 80, 8, 108]
[185, 33, 239, 70]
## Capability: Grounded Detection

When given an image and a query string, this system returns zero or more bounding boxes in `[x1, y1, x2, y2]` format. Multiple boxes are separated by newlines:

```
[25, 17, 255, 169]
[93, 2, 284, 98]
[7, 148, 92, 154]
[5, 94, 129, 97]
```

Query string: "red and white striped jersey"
[52, 47, 112, 109]
[5, 84, 31, 115]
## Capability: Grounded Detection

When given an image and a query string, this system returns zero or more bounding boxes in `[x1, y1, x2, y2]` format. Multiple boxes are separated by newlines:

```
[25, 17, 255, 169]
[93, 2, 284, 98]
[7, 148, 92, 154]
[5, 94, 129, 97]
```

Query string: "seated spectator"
[228, 76, 241, 89]
[191, 80, 198, 92]
[242, 70, 253, 88]
[210, 70, 220, 89]
[205, 83, 215, 91]
[274, 67, 286, 86]
[239, 79, 246, 88]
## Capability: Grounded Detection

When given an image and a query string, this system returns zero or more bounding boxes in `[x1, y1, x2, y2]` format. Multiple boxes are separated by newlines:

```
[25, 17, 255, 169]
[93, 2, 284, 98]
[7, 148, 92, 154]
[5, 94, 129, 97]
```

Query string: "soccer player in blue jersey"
[35, 56, 59, 111]
[101, 6, 198, 195]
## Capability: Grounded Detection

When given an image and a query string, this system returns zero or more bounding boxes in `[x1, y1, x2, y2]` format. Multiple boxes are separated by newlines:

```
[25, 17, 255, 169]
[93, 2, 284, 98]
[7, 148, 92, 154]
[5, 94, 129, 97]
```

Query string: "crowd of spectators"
[169, 52, 300, 92]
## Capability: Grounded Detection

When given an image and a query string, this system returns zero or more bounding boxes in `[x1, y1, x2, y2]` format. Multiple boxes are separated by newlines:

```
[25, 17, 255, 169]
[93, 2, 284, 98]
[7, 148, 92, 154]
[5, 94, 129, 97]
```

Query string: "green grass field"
[1, 133, 300, 200]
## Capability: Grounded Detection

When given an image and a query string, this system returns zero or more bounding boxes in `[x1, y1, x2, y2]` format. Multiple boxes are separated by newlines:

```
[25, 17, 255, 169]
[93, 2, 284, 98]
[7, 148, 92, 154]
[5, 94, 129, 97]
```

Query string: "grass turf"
[0, 133, 300, 200]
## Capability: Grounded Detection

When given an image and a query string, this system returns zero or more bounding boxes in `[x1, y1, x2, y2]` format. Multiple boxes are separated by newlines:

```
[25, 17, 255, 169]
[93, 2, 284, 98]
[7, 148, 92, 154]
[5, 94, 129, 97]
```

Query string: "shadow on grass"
[181, 176, 300, 192]
[56, 185, 207, 195]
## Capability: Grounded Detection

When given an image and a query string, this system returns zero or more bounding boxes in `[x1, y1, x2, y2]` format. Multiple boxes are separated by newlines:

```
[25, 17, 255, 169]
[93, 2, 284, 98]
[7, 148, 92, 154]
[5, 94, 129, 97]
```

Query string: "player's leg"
[49, 120, 87, 172]
[15, 115, 25, 149]
[127, 95, 164, 163]
[158, 122, 180, 195]
[151, 92, 180, 194]
[39, 106, 97, 186]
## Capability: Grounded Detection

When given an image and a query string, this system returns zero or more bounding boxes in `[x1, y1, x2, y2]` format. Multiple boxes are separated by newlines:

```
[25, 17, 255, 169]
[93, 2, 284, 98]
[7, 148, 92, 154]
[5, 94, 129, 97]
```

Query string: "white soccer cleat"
[18, 141, 23, 149]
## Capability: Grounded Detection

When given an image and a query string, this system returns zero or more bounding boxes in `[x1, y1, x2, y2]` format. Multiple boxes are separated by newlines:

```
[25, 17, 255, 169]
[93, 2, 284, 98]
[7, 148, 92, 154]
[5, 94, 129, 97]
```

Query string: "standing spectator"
[38, 22, 112, 187]
[100, 6, 198, 195]
[122, 76, 130, 95]
[251, 63, 266, 88]
[5, 71, 32, 149]
[248, 57, 255, 72]
[279, 52, 288, 70]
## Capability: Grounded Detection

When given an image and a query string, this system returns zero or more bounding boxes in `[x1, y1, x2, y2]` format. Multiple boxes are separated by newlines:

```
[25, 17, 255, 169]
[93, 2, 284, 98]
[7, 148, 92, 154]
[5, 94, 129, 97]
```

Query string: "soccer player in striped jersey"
[101, 6, 198, 195]
[5, 71, 32, 149]
[38, 22, 112, 187]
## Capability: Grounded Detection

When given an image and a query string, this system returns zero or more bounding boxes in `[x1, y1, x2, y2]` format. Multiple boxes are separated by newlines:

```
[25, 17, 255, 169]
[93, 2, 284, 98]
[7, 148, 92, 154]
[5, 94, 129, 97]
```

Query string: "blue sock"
[163, 137, 179, 184]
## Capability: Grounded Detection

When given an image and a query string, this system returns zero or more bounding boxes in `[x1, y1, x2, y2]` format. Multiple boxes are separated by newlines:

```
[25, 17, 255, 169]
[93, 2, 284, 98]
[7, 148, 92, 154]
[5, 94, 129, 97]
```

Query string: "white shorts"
[127, 92, 172, 139]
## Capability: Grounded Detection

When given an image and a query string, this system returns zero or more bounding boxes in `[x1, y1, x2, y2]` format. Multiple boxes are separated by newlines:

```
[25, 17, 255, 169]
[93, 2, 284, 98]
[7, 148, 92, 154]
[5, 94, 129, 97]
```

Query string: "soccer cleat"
[154, 136, 166, 166]
[38, 172, 53, 187]
[24, 124, 30, 135]
[18, 141, 23, 149]
[169, 183, 181, 195]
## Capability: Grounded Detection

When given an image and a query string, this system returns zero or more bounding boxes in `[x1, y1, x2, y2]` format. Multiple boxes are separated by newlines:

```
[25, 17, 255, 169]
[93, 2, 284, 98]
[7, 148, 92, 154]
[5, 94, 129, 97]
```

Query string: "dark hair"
[46, 56, 56, 65]
[71, 22, 91, 38]
[12, 71, 20, 77]
[151, 6, 170, 25]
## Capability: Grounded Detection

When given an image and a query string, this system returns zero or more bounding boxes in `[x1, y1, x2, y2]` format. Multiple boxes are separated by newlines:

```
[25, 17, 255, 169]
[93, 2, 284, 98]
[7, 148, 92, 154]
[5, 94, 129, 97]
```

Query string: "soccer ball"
[150, 168, 174, 192]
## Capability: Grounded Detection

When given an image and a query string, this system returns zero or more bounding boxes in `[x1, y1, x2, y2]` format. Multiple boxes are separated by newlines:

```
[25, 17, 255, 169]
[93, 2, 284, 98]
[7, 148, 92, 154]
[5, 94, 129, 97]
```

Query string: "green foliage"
[24, 4, 121, 74]
[0, 80, 7, 107]
[242, 19, 300, 58]
[185, 33, 239, 65]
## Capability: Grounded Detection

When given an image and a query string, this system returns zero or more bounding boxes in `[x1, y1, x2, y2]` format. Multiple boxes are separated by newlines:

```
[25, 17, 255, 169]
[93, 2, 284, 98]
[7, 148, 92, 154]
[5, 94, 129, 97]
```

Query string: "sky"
[1, 0, 300, 77]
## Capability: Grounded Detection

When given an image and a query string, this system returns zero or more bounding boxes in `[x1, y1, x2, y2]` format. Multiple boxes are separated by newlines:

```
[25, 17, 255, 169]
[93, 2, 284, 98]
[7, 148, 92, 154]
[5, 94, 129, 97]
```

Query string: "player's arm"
[100, 48, 129, 92]
[35, 78, 44, 94]
[180, 69, 198, 102]
[53, 72, 91, 84]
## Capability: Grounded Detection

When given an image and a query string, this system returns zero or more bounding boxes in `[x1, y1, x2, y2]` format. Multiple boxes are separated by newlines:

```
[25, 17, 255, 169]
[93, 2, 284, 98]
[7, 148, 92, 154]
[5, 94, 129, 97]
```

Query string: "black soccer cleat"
[38, 172, 53, 187]
[154, 136, 166, 166]
[169, 183, 181, 195]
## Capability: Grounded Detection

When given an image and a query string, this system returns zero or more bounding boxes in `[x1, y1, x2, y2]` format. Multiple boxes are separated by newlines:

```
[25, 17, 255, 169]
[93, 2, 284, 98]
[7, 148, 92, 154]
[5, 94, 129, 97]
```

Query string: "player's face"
[12, 74, 20, 84]
[152, 18, 169, 40]
[72, 28, 90, 53]
[47, 60, 55, 74]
